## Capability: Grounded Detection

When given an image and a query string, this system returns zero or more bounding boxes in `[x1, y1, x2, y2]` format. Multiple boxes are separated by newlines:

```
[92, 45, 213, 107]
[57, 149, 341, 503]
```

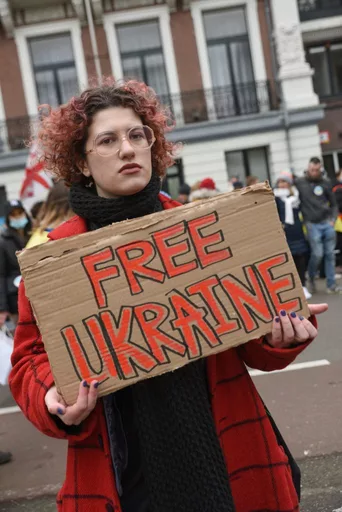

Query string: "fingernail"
[299, 316, 304, 321]
[280, 310, 287, 317]
[57, 407, 64, 415]
[83, 381, 89, 388]
[275, 317, 280, 323]
[290, 312, 297, 318]
[94, 382, 99, 389]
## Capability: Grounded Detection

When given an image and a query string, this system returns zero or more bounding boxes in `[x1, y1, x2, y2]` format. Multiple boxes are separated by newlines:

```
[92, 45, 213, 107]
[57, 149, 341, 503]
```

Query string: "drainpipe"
[264, 0, 295, 173]
[84, 0, 102, 82]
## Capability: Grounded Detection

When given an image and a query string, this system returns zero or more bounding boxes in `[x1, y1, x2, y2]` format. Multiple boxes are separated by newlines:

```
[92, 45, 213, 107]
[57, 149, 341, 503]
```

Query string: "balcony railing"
[298, 0, 342, 21]
[161, 80, 278, 127]
[0, 81, 278, 155]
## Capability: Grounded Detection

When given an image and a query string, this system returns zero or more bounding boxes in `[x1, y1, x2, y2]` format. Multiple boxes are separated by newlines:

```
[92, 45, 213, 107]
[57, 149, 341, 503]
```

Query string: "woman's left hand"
[265, 304, 328, 349]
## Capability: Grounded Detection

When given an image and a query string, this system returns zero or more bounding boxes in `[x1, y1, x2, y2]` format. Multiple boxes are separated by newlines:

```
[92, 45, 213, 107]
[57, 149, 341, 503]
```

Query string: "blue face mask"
[9, 216, 29, 230]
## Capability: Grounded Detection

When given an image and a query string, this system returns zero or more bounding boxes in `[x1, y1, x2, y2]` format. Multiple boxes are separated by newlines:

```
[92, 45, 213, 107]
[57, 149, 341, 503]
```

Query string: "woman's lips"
[119, 164, 142, 175]
[119, 166, 142, 175]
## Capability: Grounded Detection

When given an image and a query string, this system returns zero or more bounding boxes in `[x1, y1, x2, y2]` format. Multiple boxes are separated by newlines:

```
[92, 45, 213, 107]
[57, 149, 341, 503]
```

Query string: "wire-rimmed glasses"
[86, 125, 155, 157]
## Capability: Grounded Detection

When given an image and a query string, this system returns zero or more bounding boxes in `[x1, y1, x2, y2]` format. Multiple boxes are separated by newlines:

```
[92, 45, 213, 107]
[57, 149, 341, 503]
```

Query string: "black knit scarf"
[70, 176, 235, 512]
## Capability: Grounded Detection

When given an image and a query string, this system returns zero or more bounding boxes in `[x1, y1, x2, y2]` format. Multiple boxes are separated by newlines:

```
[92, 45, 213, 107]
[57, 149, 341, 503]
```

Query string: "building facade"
[298, 0, 342, 179]
[0, 0, 332, 205]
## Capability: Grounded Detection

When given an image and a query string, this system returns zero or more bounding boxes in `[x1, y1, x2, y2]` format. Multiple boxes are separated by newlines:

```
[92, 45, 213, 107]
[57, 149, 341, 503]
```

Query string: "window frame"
[103, 6, 183, 124]
[28, 32, 79, 107]
[225, 146, 271, 183]
[14, 19, 88, 116]
[191, 0, 267, 121]
[162, 159, 185, 198]
[306, 40, 342, 98]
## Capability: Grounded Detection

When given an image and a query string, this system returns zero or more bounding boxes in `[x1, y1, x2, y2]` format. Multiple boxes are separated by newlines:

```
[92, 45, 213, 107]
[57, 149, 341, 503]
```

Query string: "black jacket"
[0, 227, 26, 312]
[296, 176, 337, 224]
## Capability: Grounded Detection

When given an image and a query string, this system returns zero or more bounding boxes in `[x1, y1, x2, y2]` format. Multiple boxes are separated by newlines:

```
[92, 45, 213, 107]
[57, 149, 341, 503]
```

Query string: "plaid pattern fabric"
[9, 195, 314, 511]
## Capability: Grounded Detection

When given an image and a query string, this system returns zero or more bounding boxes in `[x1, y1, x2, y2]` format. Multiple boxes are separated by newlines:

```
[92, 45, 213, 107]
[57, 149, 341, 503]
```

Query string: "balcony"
[298, 0, 342, 22]
[161, 81, 277, 127]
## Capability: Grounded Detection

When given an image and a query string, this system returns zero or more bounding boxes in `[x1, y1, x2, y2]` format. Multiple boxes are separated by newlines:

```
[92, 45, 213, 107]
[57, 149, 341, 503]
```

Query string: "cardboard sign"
[18, 183, 309, 404]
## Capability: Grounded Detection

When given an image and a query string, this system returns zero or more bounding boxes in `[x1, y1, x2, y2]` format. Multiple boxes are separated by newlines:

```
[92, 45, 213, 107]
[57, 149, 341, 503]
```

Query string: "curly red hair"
[35, 78, 176, 186]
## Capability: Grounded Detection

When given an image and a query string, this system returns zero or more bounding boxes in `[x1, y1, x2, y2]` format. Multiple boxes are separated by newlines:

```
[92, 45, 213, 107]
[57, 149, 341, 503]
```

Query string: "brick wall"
[0, 28, 27, 119]
[82, 25, 113, 81]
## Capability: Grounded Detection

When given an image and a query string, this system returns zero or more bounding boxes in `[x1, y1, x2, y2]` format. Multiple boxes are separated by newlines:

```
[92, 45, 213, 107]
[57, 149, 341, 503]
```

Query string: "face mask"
[9, 216, 29, 230]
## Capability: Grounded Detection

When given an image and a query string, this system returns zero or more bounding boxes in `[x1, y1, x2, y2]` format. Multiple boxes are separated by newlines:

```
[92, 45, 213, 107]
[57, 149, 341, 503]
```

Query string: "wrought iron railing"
[160, 80, 278, 126]
[298, 0, 342, 21]
[0, 81, 278, 153]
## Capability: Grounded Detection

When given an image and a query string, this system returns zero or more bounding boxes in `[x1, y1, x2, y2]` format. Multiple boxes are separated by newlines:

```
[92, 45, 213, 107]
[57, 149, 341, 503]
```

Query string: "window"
[322, 154, 336, 182]
[225, 147, 270, 184]
[307, 43, 342, 97]
[161, 160, 184, 199]
[203, 7, 256, 117]
[116, 20, 169, 103]
[28, 33, 79, 107]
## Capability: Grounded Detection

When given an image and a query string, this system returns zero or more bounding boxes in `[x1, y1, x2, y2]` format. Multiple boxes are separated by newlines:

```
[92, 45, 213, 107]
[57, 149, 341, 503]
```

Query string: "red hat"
[199, 178, 216, 190]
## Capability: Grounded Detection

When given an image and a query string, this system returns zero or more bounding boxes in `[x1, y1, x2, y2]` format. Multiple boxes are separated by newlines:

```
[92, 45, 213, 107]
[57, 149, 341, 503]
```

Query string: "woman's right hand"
[45, 380, 99, 426]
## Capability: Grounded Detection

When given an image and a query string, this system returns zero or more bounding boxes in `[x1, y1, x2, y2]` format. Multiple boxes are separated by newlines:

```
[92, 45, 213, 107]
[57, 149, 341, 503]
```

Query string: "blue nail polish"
[275, 317, 280, 323]
[94, 382, 99, 389]
[299, 316, 304, 321]
[290, 312, 296, 318]
[280, 310, 287, 317]
[57, 407, 64, 415]
[83, 381, 89, 388]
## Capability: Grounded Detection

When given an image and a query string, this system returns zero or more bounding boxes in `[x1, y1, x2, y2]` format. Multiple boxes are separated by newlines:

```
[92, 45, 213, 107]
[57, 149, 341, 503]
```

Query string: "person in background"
[274, 171, 311, 300]
[0, 201, 31, 467]
[246, 176, 259, 187]
[26, 182, 73, 249]
[30, 201, 44, 229]
[177, 183, 191, 205]
[189, 177, 221, 201]
[227, 175, 240, 192]
[0, 200, 31, 328]
[296, 157, 340, 294]
[233, 180, 244, 190]
[333, 169, 342, 273]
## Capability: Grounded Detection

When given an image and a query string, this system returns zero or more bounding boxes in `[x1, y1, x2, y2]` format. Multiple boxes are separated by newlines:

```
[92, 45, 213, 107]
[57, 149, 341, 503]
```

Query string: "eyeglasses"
[86, 125, 155, 158]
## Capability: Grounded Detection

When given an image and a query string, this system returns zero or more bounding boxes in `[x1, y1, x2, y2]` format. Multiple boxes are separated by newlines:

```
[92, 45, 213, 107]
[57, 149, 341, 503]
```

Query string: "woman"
[9, 80, 327, 512]
[26, 181, 74, 248]
[333, 169, 342, 272]
[0, 199, 31, 328]
[274, 171, 311, 300]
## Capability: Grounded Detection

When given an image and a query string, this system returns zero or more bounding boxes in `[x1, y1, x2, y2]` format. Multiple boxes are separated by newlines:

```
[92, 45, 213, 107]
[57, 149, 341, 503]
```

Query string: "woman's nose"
[119, 138, 135, 158]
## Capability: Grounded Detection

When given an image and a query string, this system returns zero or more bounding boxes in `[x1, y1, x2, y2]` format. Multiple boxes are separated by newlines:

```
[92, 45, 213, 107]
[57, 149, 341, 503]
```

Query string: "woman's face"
[277, 180, 290, 190]
[82, 106, 153, 198]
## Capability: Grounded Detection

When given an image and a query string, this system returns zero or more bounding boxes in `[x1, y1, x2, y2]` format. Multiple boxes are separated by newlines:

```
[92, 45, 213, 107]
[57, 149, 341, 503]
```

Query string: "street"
[0, 278, 341, 511]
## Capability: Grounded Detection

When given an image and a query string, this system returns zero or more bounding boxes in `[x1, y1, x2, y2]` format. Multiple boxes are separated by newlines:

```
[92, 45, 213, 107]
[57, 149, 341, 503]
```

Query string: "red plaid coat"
[10, 194, 313, 512]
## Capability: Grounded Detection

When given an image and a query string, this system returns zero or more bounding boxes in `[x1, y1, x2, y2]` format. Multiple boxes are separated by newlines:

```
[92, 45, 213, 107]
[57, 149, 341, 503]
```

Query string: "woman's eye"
[100, 137, 115, 146]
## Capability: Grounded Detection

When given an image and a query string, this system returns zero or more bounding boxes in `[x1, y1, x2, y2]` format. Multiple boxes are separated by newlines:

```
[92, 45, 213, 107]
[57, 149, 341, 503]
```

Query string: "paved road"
[0, 278, 340, 510]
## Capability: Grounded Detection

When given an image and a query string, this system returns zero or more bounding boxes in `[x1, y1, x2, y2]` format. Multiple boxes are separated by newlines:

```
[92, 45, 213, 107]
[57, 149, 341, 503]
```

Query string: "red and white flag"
[20, 143, 53, 213]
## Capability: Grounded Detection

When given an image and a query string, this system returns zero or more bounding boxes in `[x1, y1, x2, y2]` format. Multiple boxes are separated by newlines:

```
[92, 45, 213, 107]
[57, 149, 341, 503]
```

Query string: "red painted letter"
[100, 309, 158, 379]
[134, 303, 186, 363]
[61, 324, 109, 383]
[81, 247, 119, 309]
[187, 276, 239, 336]
[169, 291, 221, 359]
[188, 213, 232, 268]
[117, 241, 165, 295]
[152, 222, 198, 278]
[255, 253, 300, 314]
[220, 266, 273, 333]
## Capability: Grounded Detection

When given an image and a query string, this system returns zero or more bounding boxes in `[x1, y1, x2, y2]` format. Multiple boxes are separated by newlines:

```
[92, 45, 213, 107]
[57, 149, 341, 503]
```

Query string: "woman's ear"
[76, 157, 91, 178]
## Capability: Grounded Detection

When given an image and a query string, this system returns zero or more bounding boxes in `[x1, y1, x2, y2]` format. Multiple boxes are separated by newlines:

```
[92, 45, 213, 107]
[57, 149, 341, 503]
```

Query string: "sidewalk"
[0, 411, 66, 503]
